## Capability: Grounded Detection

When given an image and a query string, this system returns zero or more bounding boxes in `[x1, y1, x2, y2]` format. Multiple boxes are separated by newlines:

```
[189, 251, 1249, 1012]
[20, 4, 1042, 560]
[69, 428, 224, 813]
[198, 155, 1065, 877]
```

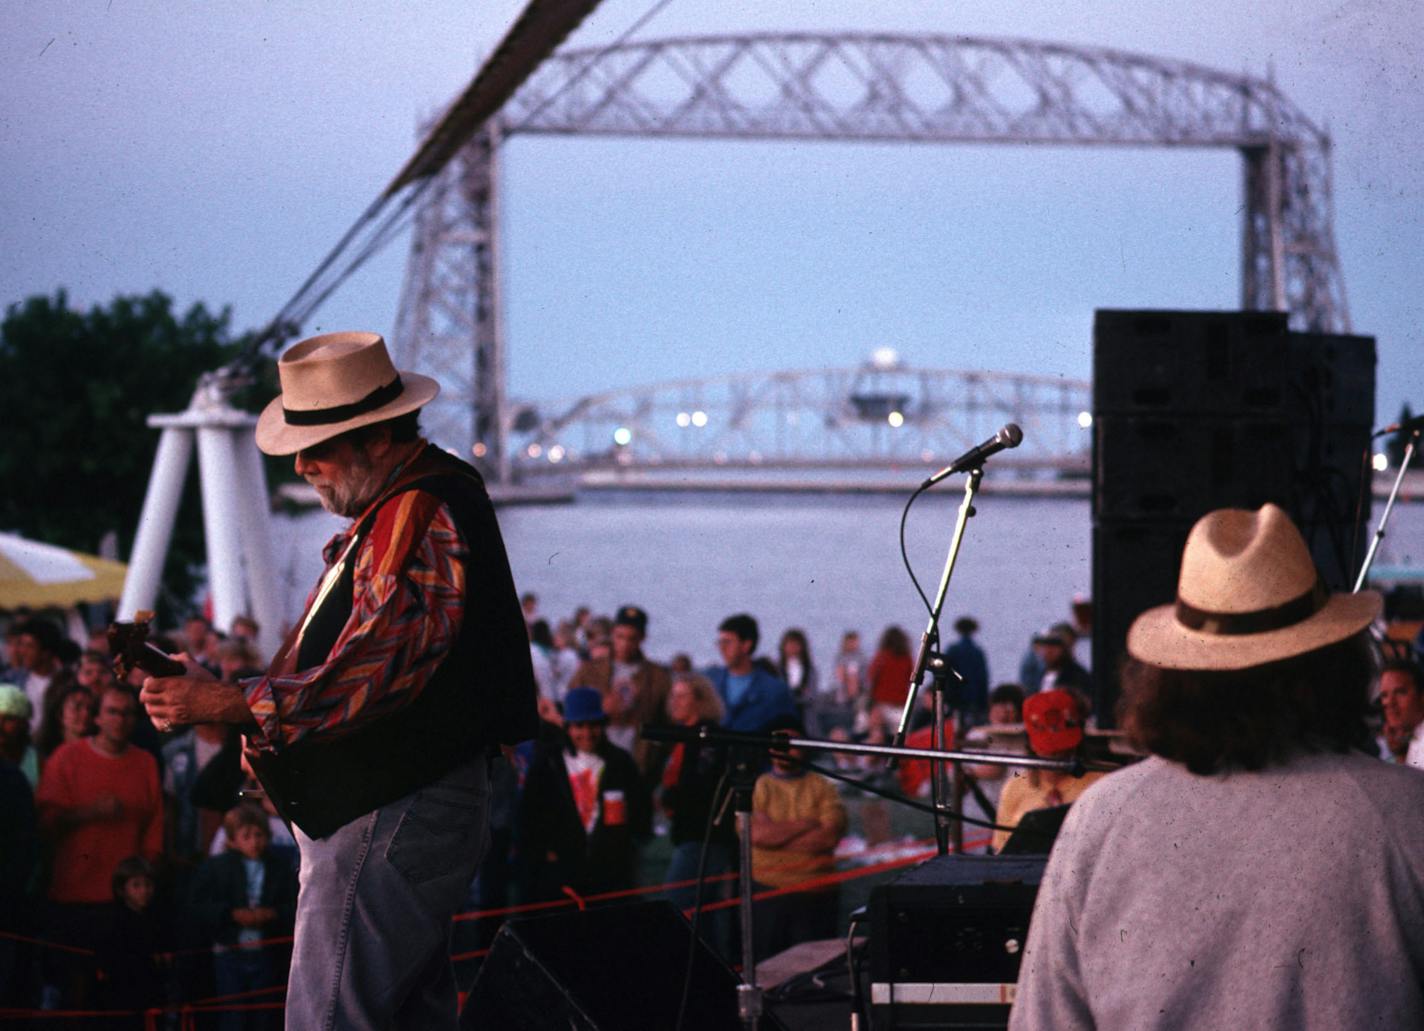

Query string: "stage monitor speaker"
[1090, 309, 1376, 725]
[869, 854, 1046, 1030]
[461, 899, 786, 1031]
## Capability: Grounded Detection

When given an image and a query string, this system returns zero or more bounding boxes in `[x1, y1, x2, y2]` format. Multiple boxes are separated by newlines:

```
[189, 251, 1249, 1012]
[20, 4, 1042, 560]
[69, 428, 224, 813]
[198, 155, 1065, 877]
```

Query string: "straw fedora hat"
[255, 332, 439, 456]
[1127, 503, 1380, 671]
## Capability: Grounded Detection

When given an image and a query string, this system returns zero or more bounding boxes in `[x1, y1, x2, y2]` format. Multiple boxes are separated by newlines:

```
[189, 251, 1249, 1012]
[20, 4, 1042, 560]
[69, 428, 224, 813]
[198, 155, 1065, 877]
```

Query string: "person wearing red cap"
[990, 689, 1105, 853]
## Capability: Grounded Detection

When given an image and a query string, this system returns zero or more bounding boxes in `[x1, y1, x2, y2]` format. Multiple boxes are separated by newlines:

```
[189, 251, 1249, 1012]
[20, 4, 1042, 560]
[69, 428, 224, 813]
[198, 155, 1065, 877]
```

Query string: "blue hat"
[563, 686, 608, 724]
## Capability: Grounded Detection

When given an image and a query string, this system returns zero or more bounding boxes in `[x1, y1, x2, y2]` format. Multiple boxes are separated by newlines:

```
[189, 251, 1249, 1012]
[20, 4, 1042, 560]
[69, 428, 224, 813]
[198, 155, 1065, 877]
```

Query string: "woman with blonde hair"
[660, 671, 732, 956]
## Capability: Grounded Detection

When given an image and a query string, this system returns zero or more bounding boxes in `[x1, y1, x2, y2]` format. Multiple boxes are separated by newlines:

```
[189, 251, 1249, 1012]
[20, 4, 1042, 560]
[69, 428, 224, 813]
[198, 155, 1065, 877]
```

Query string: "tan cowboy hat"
[255, 332, 439, 455]
[1127, 503, 1380, 671]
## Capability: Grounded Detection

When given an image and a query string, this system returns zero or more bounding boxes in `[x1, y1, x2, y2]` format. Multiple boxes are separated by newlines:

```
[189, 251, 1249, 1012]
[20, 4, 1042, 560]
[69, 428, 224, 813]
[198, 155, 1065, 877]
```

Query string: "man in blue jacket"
[705, 614, 797, 733]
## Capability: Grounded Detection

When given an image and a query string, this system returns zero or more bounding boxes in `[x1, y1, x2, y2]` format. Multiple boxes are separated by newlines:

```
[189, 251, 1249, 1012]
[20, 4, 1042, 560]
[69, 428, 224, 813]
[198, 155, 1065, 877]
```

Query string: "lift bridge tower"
[392, 32, 1350, 483]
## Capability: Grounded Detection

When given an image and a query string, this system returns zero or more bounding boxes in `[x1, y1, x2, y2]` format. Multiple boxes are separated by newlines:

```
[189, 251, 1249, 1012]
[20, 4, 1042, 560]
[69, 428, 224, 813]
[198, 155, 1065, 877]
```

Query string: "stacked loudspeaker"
[1092, 310, 1375, 722]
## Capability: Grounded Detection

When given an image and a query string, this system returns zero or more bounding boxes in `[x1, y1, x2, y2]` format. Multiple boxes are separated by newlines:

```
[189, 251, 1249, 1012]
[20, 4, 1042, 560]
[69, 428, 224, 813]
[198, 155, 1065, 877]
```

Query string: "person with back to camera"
[866, 624, 914, 736]
[1011, 503, 1424, 1029]
[775, 628, 819, 719]
[944, 616, 991, 727]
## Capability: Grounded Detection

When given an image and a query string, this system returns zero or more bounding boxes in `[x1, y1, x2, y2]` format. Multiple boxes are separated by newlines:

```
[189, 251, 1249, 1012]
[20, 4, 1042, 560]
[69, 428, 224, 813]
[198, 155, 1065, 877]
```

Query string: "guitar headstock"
[108, 610, 187, 681]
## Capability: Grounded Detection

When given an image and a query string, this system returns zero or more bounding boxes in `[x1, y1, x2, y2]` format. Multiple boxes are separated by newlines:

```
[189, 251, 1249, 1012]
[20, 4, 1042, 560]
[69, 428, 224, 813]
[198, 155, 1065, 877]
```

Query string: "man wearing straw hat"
[1011, 503, 1424, 1030]
[139, 331, 538, 1029]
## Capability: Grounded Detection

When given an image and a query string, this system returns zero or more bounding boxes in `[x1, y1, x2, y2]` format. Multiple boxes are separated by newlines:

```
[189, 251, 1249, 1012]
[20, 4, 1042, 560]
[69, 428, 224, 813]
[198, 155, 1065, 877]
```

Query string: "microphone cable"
[898, 480, 939, 621]
[673, 763, 731, 1031]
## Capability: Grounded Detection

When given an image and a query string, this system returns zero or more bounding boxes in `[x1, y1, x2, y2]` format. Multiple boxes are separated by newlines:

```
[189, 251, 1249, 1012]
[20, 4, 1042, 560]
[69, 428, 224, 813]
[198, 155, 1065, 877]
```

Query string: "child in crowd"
[206, 790, 299, 876]
[95, 855, 169, 1029]
[190, 804, 297, 1030]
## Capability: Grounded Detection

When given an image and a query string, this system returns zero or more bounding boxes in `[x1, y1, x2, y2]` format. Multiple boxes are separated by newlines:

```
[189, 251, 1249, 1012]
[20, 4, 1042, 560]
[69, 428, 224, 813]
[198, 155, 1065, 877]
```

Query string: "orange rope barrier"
[3, 831, 990, 1017]
[0, 928, 96, 956]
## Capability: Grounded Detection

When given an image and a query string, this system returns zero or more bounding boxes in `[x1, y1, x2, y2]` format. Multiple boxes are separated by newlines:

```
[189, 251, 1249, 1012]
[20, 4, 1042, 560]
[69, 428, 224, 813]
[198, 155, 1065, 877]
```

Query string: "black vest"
[249, 447, 538, 839]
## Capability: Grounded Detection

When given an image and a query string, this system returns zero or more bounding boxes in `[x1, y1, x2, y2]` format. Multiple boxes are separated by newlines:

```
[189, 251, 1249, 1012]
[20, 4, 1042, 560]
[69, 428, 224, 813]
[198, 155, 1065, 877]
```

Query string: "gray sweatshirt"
[1011, 752, 1424, 1030]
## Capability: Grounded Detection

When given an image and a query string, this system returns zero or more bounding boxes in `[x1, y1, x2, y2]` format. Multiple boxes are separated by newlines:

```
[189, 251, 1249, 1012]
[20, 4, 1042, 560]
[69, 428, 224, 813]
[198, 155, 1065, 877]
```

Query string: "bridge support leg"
[1240, 141, 1287, 315]
[391, 121, 510, 483]
[466, 122, 511, 486]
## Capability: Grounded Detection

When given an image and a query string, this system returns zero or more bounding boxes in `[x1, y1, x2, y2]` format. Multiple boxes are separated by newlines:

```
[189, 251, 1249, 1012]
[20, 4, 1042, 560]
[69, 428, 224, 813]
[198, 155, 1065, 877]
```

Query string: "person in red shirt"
[867, 625, 914, 736]
[36, 685, 161, 1007]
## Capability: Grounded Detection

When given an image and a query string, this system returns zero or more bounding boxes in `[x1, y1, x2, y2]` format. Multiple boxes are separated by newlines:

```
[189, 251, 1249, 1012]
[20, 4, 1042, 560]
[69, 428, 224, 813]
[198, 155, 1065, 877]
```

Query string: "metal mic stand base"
[728, 746, 764, 1031]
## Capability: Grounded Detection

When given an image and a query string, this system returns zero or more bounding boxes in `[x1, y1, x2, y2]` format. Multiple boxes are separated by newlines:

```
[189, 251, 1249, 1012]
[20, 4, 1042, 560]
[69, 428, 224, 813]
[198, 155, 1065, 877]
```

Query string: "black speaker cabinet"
[462, 900, 785, 1031]
[1090, 309, 1376, 725]
[1093, 309, 1291, 417]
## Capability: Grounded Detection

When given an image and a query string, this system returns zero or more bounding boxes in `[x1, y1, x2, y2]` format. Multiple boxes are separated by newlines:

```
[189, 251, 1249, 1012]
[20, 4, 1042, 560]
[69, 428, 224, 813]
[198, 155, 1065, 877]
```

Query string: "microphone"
[1374, 412, 1424, 438]
[922, 423, 1023, 487]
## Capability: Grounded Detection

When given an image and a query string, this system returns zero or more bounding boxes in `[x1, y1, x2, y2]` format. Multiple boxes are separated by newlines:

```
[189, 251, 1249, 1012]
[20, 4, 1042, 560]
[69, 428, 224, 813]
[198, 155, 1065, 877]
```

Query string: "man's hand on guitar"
[139, 668, 253, 732]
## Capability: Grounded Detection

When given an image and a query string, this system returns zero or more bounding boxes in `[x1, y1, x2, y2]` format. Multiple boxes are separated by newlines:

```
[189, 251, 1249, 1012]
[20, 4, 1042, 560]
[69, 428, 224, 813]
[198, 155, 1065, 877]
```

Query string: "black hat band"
[283, 376, 404, 426]
[1175, 579, 1327, 637]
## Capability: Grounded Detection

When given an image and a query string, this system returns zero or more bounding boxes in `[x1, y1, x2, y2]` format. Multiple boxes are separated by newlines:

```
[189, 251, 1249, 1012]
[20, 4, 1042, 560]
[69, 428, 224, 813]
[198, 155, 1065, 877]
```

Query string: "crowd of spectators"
[0, 596, 1115, 1014]
[6, 595, 1418, 1018]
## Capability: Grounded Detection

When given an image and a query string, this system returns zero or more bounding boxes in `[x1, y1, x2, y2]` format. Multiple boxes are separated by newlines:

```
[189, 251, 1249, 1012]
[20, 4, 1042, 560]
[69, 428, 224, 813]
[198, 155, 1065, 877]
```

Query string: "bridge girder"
[394, 32, 1348, 478]
[507, 363, 1092, 477]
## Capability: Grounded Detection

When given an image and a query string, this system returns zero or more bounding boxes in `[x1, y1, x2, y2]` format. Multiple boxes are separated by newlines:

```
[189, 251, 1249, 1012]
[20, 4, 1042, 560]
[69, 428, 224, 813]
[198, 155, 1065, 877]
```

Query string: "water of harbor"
[270, 490, 1424, 681]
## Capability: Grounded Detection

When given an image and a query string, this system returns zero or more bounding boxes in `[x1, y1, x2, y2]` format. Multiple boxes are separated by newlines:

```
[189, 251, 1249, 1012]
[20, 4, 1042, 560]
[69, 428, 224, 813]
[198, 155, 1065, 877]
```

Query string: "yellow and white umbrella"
[0, 531, 128, 609]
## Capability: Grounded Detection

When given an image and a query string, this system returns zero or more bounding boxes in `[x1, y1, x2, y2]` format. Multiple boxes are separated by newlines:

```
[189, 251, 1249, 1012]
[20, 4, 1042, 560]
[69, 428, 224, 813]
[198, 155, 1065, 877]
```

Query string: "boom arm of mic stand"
[1354, 428, 1420, 593]
[639, 723, 1084, 775]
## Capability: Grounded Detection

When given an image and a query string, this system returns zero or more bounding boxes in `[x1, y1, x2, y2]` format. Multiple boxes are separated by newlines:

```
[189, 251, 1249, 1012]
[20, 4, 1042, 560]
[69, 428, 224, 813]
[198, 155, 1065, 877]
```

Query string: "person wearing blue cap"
[516, 687, 650, 901]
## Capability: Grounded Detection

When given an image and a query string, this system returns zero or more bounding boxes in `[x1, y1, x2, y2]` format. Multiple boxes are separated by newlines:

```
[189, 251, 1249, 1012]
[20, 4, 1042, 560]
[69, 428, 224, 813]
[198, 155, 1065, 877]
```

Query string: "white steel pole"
[118, 425, 194, 618]
[234, 431, 285, 660]
[195, 426, 248, 635]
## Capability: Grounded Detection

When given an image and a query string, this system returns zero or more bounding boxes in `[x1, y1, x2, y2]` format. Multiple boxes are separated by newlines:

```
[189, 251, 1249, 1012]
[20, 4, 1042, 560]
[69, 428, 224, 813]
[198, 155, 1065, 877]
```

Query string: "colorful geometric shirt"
[243, 447, 468, 749]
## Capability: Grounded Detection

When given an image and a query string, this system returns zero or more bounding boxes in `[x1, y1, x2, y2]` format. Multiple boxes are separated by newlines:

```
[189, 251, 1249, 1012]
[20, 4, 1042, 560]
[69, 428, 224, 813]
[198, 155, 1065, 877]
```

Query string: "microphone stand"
[725, 744, 764, 1031]
[889, 465, 984, 856]
[1354, 426, 1421, 593]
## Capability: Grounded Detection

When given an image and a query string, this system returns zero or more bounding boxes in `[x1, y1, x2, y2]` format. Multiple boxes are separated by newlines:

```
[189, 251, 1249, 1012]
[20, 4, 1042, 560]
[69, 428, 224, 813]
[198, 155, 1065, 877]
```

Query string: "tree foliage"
[0, 290, 271, 616]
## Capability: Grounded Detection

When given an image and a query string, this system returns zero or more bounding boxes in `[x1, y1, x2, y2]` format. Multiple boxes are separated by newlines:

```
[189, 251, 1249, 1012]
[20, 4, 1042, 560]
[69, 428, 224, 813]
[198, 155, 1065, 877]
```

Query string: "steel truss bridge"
[393, 31, 1347, 484]
[505, 361, 1091, 481]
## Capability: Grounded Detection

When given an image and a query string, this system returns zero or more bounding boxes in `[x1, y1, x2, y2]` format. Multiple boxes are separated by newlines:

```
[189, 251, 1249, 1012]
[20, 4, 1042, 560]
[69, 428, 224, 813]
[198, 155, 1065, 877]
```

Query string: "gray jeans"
[286, 759, 490, 1030]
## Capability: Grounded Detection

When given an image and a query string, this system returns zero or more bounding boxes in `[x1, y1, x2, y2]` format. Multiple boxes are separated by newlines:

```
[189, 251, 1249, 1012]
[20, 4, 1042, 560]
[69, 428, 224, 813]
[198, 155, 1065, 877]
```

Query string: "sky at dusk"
[3, 1, 1420, 427]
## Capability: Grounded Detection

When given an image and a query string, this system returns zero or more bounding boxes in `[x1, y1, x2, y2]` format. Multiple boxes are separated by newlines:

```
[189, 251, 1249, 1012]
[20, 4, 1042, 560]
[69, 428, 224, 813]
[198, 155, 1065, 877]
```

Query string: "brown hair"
[1118, 632, 1374, 775]
[222, 803, 270, 845]
[878, 625, 910, 657]
[1382, 659, 1423, 692]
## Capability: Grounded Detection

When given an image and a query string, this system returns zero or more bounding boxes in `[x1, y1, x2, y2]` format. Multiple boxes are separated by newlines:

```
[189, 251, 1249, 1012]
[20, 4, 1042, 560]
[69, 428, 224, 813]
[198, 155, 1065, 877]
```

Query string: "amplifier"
[869, 854, 1046, 1030]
